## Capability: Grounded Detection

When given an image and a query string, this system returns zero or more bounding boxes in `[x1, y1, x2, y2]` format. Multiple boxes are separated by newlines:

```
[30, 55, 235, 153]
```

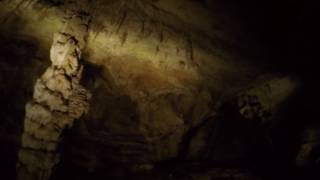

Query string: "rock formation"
[16, 7, 91, 180]
[0, 0, 314, 180]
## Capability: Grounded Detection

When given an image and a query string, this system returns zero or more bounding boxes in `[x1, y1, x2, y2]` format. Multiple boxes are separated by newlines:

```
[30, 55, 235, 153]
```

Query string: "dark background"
[219, 0, 319, 179]
[197, 0, 320, 179]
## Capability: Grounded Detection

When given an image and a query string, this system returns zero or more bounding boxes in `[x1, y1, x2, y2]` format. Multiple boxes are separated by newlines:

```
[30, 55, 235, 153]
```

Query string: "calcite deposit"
[16, 9, 91, 180]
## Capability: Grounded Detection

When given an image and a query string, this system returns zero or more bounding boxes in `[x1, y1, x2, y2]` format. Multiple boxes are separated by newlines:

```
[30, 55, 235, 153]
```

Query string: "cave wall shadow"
[0, 28, 49, 179]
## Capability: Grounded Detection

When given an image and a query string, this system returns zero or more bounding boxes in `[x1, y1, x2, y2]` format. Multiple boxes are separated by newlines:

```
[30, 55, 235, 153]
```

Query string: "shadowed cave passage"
[0, 0, 319, 180]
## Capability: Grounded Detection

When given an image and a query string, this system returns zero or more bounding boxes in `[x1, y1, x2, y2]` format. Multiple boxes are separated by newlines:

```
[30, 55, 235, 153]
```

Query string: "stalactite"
[16, 9, 91, 180]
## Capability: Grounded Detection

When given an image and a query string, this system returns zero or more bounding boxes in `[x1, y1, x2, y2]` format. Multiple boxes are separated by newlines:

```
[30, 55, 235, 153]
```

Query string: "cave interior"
[0, 0, 319, 180]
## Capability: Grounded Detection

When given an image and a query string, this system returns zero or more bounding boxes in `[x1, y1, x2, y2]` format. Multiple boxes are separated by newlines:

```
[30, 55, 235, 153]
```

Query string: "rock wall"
[0, 0, 305, 179]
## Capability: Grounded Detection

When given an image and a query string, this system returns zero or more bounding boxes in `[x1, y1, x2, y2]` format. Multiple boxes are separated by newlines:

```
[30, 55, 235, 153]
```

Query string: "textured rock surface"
[234, 75, 298, 122]
[0, 0, 306, 179]
[184, 75, 299, 160]
[16, 7, 92, 180]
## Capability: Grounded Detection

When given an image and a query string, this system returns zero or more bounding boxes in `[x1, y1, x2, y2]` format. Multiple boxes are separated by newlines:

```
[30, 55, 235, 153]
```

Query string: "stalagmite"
[16, 9, 92, 180]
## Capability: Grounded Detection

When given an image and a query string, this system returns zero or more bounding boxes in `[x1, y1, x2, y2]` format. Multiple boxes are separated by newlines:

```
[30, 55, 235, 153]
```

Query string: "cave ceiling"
[0, 0, 311, 180]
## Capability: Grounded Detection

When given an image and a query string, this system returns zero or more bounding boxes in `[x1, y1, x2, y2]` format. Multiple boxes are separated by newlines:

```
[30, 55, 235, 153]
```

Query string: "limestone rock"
[0, 1, 305, 179]
[45, 73, 72, 99]
[33, 80, 68, 112]
[18, 149, 59, 170]
[51, 111, 74, 129]
[50, 33, 81, 72]
[68, 84, 91, 119]
[16, 6, 92, 180]
[235, 75, 298, 122]
[24, 119, 61, 142]
[22, 133, 58, 152]
[25, 102, 52, 126]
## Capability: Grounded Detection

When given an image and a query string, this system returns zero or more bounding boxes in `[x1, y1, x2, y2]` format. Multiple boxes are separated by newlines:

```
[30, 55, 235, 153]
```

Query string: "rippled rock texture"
[16, 8, 91, 180]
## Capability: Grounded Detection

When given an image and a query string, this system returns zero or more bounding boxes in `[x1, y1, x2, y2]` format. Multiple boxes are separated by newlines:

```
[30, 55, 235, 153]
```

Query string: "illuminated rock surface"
[15, 6, 91, 180]
[0, 0, 316, 180]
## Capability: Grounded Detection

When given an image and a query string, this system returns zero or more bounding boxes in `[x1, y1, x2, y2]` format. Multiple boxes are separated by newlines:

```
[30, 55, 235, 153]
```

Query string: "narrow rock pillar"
[17, 11, 91, 180]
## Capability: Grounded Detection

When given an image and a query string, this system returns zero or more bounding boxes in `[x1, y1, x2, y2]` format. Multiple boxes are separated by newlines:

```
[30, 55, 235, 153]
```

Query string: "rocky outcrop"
[186, 75, 299, 161]
[16, 9, 91, 180]
[234, 75, 298, 122]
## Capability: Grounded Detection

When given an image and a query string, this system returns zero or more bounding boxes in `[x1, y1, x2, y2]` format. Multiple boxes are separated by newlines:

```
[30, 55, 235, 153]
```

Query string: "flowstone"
[16, 10, 92, 180]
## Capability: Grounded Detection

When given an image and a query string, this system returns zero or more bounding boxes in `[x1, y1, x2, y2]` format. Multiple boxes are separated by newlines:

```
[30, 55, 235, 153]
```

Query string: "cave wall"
[0, 0, 303, 179]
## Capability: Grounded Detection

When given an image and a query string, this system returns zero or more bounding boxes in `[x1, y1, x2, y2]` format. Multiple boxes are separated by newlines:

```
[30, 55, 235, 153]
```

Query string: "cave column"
[16, 11, 92, 180]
